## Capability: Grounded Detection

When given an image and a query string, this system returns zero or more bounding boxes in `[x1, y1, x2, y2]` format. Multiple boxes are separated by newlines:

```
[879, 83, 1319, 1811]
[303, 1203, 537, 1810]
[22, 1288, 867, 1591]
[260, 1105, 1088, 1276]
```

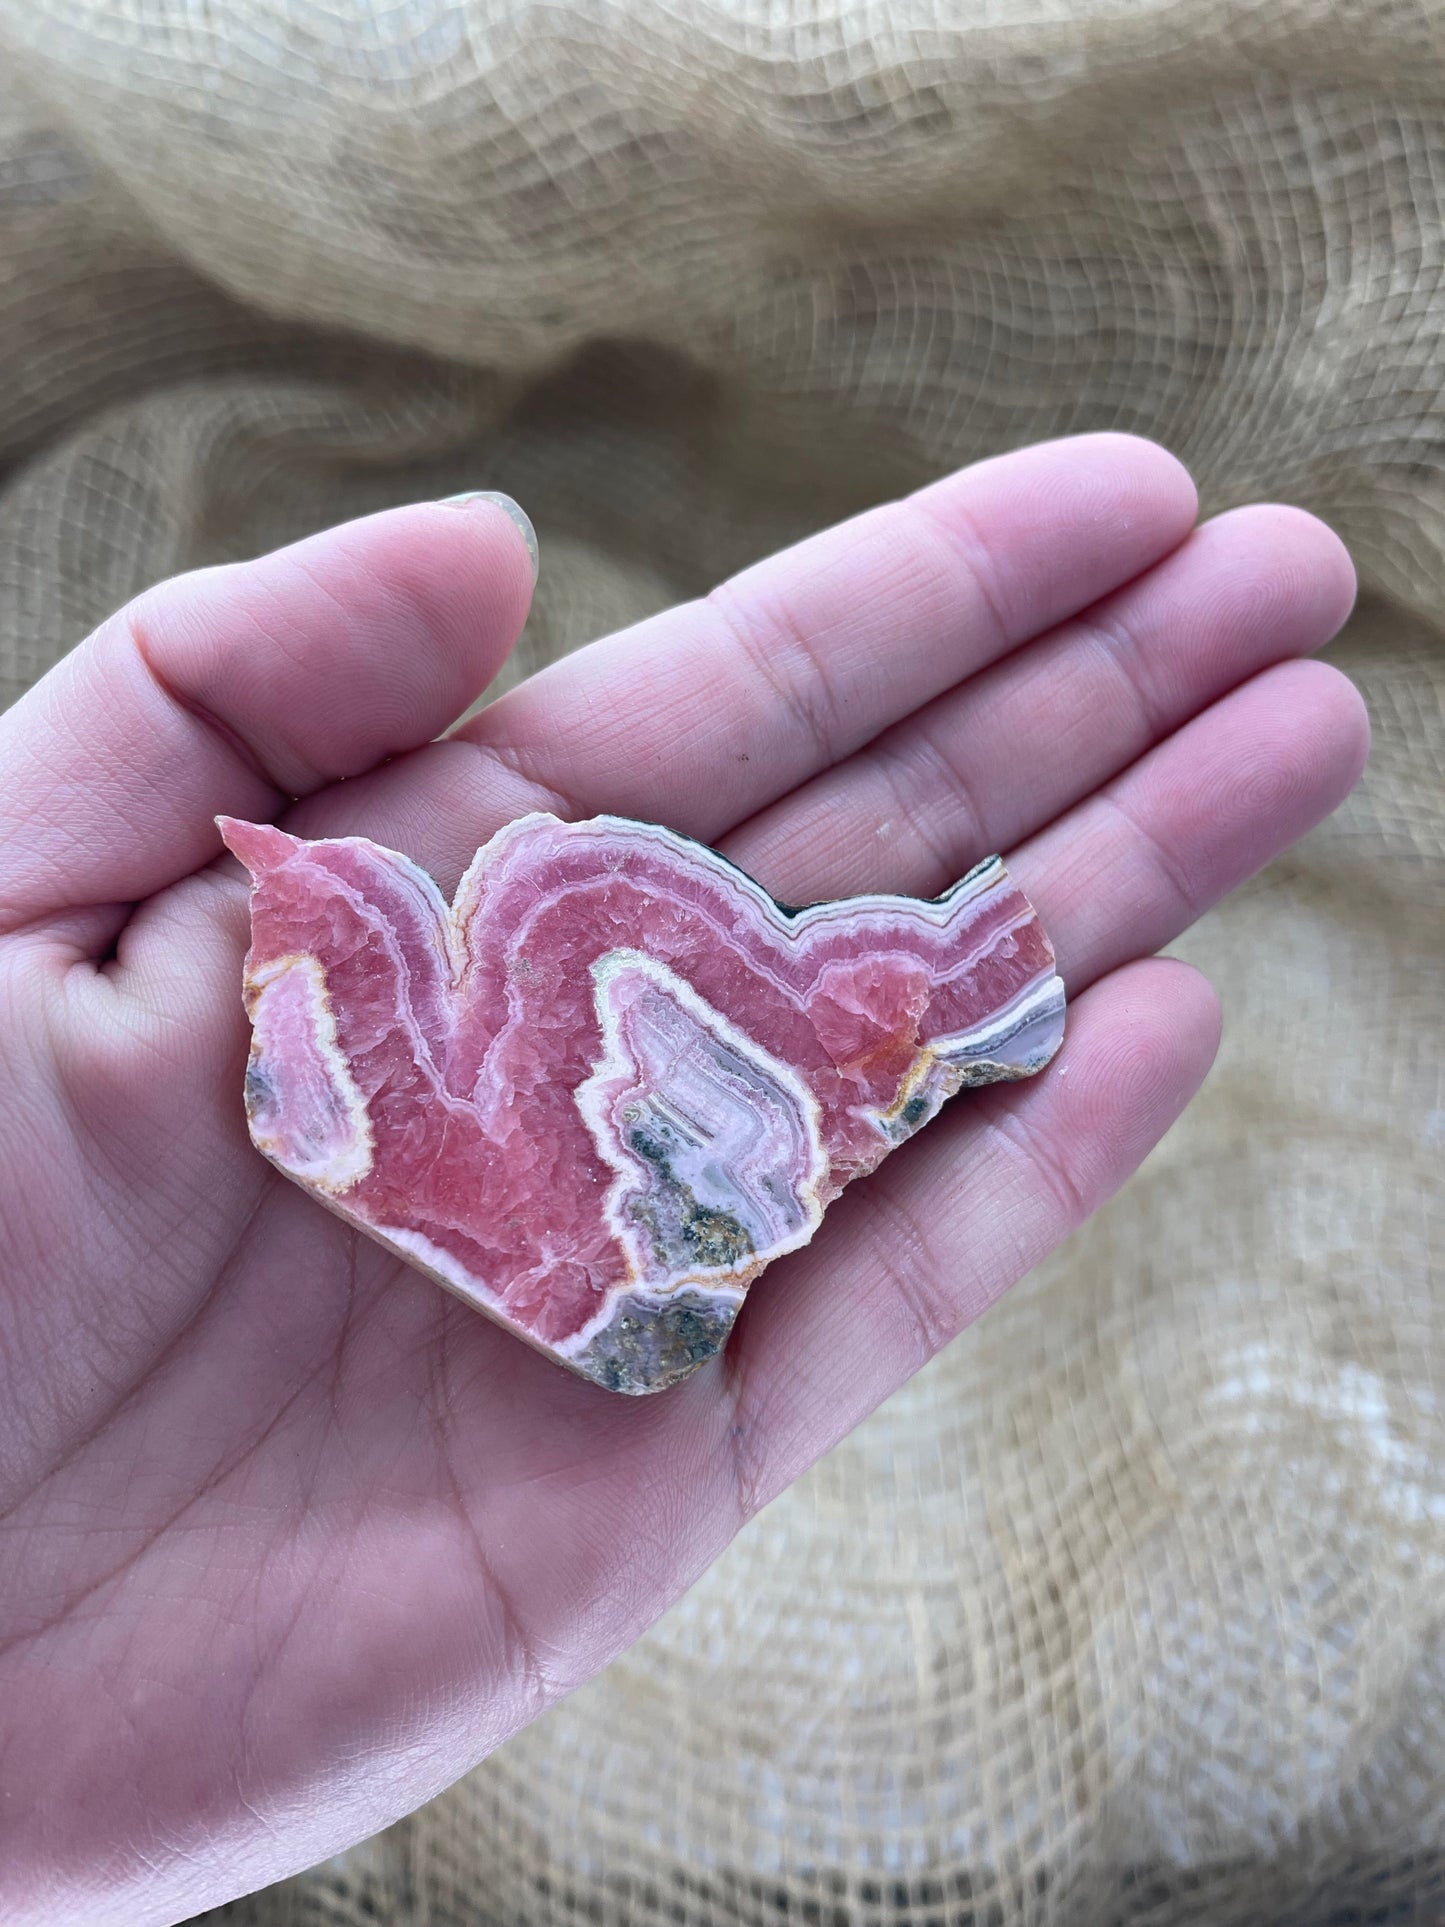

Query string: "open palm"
[0, 437, 1365, 1925]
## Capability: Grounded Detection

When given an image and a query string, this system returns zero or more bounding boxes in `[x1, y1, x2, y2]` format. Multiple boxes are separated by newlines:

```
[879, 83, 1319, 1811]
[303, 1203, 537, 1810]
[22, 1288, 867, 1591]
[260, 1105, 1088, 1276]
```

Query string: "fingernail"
[439, 491, 540, 584]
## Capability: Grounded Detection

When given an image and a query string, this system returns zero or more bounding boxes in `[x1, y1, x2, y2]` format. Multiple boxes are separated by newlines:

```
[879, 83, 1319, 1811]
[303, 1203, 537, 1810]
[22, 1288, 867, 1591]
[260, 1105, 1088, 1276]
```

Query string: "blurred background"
[1, 3, 1441, 1923]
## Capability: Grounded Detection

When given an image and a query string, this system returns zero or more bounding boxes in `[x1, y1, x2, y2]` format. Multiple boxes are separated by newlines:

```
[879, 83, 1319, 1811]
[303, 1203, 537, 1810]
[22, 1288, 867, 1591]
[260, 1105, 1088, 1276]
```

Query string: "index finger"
[449, 433, 1198, 845]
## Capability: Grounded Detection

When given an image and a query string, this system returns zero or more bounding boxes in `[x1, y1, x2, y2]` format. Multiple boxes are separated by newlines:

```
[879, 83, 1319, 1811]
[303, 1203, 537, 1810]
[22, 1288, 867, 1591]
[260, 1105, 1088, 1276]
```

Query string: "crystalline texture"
[219, 812, 1066, 1393]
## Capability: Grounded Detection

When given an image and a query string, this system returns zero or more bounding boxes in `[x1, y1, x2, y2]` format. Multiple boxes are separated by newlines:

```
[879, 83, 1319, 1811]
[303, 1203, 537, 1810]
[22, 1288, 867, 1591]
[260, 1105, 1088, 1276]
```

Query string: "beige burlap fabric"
[1, 3, 1441, 1921]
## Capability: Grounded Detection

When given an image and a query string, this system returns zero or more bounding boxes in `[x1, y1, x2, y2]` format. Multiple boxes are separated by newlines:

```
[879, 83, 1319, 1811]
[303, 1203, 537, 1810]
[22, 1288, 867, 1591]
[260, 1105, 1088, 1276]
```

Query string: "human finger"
[0, 495, 536, 944]
[1010, 657, 1370, 993]
[721, 503, 1357, 902]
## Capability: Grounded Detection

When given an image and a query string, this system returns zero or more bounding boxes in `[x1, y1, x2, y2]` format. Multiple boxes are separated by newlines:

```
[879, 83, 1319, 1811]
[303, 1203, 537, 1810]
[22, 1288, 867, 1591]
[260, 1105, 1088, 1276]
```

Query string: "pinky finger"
[720, 956, 1222, 1507]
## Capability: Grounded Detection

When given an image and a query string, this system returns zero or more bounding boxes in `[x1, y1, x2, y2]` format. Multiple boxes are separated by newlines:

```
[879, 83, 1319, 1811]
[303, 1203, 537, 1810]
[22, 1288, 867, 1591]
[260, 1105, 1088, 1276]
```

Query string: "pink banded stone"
[218, 813, 1065, 1393]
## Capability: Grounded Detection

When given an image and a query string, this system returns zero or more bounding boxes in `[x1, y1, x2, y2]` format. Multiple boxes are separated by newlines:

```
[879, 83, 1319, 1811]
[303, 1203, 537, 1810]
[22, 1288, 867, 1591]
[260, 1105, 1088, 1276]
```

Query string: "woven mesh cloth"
[1, 3, 1442, 1922]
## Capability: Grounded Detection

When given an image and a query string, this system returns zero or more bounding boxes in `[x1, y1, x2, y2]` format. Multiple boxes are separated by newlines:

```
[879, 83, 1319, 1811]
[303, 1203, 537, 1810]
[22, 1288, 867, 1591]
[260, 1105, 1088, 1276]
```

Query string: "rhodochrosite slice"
[219, 813, 1065, 1393]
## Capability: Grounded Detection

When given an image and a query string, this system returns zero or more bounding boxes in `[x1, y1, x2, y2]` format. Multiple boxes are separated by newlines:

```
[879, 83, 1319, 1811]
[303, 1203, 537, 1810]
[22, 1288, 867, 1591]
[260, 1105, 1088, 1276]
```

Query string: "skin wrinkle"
[1074, 598, 1172, 746]
[264, 553, 431, 782]
[323, 1227, 363, 1448]
[879, 711, 993, 886]
[48, 1005, 251, 1283]
[0, 1018, 246, 1493]
[105, 864, 246, 986]
[848, 1179, 959, 1363]
[701, 480, 1025, 791]
[721, 1362, 824, 1524]
[908, 485, 1017, 661]
[0, 1180, 274, 1540]
[430, 1325, 554, 1722]
[0, 1332, 345, 1661]
[0, 605, 287, 944]
[0, 904, 131, 959]
[716, 1343, 771, 1533]
[1099, 787, 1207, 928]
[230, 1347, 350, 1828]
[976, 1098, 1095, 1235]
[705, 579, 847, 775]
[454, 731, 581, 828]
[121, 602, 292, 803]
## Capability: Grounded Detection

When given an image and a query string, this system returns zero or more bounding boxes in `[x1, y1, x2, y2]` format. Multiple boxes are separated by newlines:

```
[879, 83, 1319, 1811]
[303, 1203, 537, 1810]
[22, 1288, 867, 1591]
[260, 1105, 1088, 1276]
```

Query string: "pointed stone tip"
[216, 816, 297, 879]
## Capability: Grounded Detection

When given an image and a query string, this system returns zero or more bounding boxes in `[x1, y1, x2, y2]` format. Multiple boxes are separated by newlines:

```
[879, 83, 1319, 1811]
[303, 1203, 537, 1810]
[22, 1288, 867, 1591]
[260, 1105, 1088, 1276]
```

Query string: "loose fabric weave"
[0, 4, 1441, 1922]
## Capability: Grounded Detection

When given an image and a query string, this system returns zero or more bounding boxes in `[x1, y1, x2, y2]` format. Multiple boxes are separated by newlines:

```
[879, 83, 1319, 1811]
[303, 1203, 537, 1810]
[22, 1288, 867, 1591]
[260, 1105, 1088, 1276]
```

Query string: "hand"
[0, 437, 1364, 1924]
